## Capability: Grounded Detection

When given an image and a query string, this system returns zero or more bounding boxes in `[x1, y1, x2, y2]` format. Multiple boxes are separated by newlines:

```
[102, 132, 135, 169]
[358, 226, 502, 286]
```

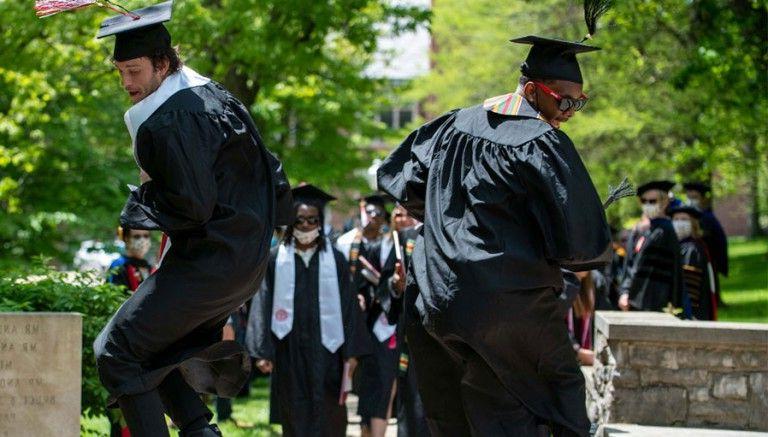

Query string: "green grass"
[81, 378, 280, 436]
[718, 237, 768, 323]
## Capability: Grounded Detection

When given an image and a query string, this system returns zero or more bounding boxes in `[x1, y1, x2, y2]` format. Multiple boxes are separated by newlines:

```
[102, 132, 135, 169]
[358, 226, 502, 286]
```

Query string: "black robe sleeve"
[510, 130, 611, 270]
[377, 111, 459, 221]
[245, 252, 277, 361]
[120, 112, 219, 233]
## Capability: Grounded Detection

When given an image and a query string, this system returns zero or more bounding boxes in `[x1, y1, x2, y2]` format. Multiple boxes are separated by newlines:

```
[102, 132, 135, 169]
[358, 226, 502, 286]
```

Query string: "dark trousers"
[404, 285, 589, 437]
[118, 369, 211, 437]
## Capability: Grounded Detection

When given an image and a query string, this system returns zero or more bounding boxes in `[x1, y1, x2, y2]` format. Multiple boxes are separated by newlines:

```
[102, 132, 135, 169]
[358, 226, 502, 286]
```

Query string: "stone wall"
[588, 311, 768, 431]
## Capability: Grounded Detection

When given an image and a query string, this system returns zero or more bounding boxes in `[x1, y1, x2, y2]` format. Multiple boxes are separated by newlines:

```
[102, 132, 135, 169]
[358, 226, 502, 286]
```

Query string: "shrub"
[0, 260, 127, 417]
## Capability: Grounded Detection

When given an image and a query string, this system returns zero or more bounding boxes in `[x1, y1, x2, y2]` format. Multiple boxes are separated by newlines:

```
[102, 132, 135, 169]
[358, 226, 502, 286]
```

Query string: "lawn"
[718, 237, 768, 323]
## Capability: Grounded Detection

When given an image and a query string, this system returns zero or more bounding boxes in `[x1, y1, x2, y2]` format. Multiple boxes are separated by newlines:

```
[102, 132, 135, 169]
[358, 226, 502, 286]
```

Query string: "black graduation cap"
[292, 184, 336, 209]
[96, 1, 173, 62]
[666, 205, 703, 219]
[682, 182, 711, 195]
[636, 180, 676, 197]
[511, 35, 600, 84]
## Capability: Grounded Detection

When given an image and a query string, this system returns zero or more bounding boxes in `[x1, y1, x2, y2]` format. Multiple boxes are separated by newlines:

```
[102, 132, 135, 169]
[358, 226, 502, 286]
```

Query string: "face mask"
[673, 219, 692, 240]
[642, 203, 661, 219]
[127, 237, 151, 258]
[687, 199, 701, 209]
[293, 228, 320, 245]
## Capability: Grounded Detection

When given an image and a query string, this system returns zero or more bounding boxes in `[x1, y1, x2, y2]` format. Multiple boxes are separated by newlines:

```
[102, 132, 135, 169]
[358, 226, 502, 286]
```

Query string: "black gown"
[620, 218, 683, 311]
[246, 245, 369, 437]
[680, 238, 715, 320]
[392, 227, 430, 437]
[354, 235, 402, 422]
[378, 98, 610, 436]
[94, 80, 292, 406]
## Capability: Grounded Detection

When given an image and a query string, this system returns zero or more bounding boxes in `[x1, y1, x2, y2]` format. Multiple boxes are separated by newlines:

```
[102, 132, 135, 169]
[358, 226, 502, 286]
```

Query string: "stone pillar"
[589, 311, 768, 431]
[0, 313, 82, 437]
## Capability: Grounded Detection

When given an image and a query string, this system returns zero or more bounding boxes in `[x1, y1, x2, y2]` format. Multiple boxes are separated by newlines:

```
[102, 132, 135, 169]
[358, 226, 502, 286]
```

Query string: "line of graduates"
[243, 186, 429, 437]
[603, 180, 727, 321]
[563, 180, 728, 369]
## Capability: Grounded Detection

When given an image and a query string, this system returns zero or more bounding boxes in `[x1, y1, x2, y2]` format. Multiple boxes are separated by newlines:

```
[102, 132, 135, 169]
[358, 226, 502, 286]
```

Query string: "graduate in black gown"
[345, 195, 402, 437]
[378, 34, 611, 435]
[618, 181, 684, 312]
[668, 205, 717, 320]
[388, 205, 430, 437]
[91, 3, 292, 436]
[246, 185, 370, 437]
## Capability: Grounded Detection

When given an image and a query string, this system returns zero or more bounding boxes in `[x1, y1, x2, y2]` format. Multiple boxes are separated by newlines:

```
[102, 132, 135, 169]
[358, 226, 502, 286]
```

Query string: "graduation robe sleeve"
[377, 110, 459, 221]
[121, 111, 219, 233]
[510, 129, 611, 271]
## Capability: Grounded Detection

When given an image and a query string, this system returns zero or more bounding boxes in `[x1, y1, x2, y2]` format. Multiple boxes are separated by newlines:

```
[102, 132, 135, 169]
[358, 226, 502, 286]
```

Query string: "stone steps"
[599, 424, 768, 436]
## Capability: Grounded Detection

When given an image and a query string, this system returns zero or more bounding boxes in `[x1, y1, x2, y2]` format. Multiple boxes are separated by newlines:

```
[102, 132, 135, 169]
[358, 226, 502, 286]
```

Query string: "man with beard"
[378, 35, 611, 436]
[91, 2, 292, 436]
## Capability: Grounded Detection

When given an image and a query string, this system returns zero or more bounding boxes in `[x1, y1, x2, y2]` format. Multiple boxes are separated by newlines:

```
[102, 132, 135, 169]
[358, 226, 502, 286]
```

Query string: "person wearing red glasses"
[377, 33, 611, 436]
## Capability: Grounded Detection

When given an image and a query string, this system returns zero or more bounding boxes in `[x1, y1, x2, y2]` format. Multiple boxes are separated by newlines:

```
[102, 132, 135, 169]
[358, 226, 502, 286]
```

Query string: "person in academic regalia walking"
[90, 3, 292, 436]
[668, 205, 717, 321]
[619, 181, 684, 312]
[377, 27, 613, 437]
[246, 185, 370, 437]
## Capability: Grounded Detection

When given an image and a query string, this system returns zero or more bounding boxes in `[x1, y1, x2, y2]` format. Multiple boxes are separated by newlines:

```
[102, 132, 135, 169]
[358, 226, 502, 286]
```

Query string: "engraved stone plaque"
[0, 313, 82, 437]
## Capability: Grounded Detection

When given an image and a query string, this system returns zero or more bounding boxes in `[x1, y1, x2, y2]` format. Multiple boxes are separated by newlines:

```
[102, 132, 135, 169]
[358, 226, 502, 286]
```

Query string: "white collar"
[123, 66, 210, 165]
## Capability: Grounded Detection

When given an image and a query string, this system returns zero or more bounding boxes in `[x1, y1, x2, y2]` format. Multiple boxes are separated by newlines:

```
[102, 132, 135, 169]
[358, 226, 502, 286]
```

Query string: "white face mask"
[673, 219, 692, 240]
[687, 199, 701, 209]
[642, 203, 662, 219]
[293, 228, 320, 245]
[126, 237, 151, 258]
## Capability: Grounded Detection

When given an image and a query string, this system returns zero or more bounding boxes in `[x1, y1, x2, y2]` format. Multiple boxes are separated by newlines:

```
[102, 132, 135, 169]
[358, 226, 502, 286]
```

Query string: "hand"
[357, 294, 367, 311]
[347, 357, 358, 379]
[256, 359, 273, 374]
[391, 262, 406, 296]
[222, 324, 235, 341]
[139, 169, 152, 183]
[577, 348, 595, 366]
[619, 294, 630, 311]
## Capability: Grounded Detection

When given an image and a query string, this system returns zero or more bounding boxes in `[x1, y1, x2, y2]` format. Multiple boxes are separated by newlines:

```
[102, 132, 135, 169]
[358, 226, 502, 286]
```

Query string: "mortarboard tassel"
[582, 0, 613, 41]
[603, 176, 635, 209]
[35, 0, 139, 19]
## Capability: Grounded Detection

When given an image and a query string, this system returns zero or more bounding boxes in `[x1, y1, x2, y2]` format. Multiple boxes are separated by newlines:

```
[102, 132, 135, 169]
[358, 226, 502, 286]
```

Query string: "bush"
[0, 260, 127, 417]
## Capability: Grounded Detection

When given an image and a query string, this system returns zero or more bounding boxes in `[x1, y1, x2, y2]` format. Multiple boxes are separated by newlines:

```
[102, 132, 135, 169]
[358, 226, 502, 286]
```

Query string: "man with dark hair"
[378, 34, 610, 436]
[91, 2, 292, 436]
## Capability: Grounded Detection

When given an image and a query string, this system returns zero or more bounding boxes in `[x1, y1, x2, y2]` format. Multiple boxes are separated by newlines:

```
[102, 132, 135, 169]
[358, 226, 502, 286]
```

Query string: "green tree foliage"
[0, 1, 429, 267]
[412, 0, 767, 231]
